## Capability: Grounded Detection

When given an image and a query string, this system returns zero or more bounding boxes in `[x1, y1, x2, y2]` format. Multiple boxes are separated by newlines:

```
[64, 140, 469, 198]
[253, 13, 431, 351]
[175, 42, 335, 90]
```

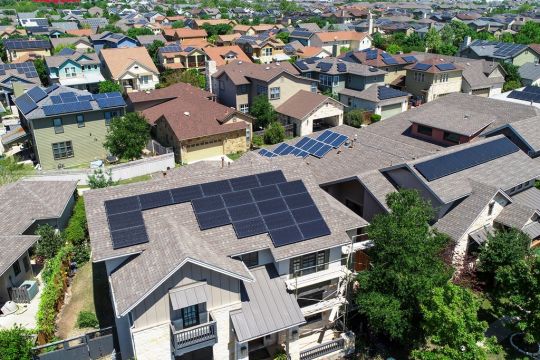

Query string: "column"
[235, 341, 249, 360]
[286, 327, 300, 360]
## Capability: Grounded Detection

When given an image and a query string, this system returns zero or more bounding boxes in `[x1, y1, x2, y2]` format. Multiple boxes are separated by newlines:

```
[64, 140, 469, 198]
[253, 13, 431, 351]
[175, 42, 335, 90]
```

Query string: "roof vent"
[265, 66, 271, 70]
[238, 61, 243, 64]
[184, 111, 190, 116]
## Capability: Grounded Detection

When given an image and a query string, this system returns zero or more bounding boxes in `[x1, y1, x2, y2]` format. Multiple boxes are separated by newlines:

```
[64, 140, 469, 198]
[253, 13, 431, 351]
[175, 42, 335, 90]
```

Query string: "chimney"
[205, 60, 217, 93]
[368, 10, 374, 35]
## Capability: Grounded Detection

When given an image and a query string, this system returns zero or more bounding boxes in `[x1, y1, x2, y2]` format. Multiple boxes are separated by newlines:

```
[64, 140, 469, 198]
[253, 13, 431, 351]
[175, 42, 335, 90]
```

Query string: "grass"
[117, 174, 152, 185]
[226, 152, 244, 161]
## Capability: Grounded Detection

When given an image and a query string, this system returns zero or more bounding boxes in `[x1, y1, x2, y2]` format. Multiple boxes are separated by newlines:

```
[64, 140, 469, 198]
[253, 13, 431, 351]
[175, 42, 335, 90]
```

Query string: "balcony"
[299, 338, 345, 360]
[170, 321, 217, 356]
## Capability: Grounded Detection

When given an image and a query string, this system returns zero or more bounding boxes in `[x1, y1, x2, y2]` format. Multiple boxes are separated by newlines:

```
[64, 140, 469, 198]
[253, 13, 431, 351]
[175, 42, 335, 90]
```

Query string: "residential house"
[0, 180, 76, 307]
[203, 45, 252, 67]
[235, 34, 287, 64]
[163, 28, 208, 43]
[309, 31, 371, 56]
[339, 85, 410, 120]
[293, 57, 386, 96]
[67, 28, 95, 37]
[90, 32, 139, 53]
[85, 160, 364, 360]
[50, 36, 93, 52]
[276, 90, 345, 136]
[18, 17, 48, 28]
[189, 19, 236, 30]
[200, 7, 221, 18]
[128, 83, 252, 163]
[458, 38, 540, 66]
[211, 61, 315, 115]
[3, 39, 51, 62]
[288, 30, 315, 46]
[136, 34, 167, 48]
[404, 58, 463, 103]
[79, 18, 109, 32]
[0, 63, 41, 109]
[518, 62, 540, 86]
[232, 24, 283, 36]
[216, 33, 241, 46]
[45, 49, 105, 92]
[88, 6, 104, 17]
[158, 44, 206, 71]
[0, 27, 26, 39]
[100, 47, 160, 92]
[284, 42, 331, 59]
[14, 85, 126, 169]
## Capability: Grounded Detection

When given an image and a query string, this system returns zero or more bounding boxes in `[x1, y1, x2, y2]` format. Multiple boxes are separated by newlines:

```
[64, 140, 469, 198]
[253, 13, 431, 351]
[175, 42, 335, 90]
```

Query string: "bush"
[0, 325, 34, 360]
[87, 168, 117, 189]
[263, 122, 285, 145]
[77, 311, 99, 329]
[370, 114, 381, 123]
[273, 349, 288, 360]
[35, 224, 64, 260]
[64, 197, 90, 265]
[252, 134, 264, 147]
[344, 109, 365, 128]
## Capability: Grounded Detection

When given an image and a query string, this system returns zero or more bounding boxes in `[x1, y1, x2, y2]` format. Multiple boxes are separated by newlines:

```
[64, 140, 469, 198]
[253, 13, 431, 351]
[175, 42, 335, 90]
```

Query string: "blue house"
[89, 32, 139, 53]
[45, 48, 105, 92]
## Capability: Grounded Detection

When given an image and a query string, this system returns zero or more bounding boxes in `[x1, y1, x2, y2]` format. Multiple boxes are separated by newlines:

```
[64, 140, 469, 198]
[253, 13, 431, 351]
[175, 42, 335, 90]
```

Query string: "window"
[256, 85, 267, 95]
[76, 114, 84, 128]
[414, 72, 425, 82]
[319, 74, 332, 87]
[440, 73, 449, 82]
[167, 58, 174, 64]
[23, 256, 30, 273]
[238, 84, 248, 94]
[246, 126, 251, 142]
[311, 82, 317, 93]
[289, 250, 330, 277]
[64, 66, 76, 77]
[53, 118, 63, 134]
[443, 131, 460, 144]
[234, 251, 258, 268]
[105, 111, 118, 126]
[333, 76, 339, 87]
[181, 305, 200, 328]
[140, 75, 149, 85]
[304, 72, 312, 78]
[52, 141, 74, 160]
[12, 260, 21, 276]
[417, 125, 432, 136]
[239, 104, 249, 113]
[269, 87, 280, 100]
[263, 47, 273, 56]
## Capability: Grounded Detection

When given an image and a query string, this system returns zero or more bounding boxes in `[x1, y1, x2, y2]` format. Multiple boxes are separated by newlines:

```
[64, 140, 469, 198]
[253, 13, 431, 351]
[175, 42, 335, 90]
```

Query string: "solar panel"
[232, 217, 267, 238]
[523, 86, 540, 94]
[251, 184, 281, 202]
[223, 190, 254, 207]
[171, 185, 203, 203]
[278, 180, 307, 196]
[307, 141, 324, 155]
[273, 143, 290, 155]
[108, 210, 144, 231]
[316, 129, 333, 142]
[414, 137, 519, 182]
[313, 143, 333, 158]
[50, 96, 62, 104]
[299, 138, 318, 151]
[366, 50, 377, 60]
[105, 196, 141, 215]
[15, 93, 37, 115]
[330, 134, 348, 148]
[192, 195, 225, 213]
[382, 57, 399, 65]
[378, 86, 408, 100]
[258, 149, 277, 157]
[289, 147, 310, 158]
[111, 225, 149, 249]
[269, 225, 303, 247]
[201, 179, 232, 196]
[230, 175, 260, 191]
[298, 219, 331, 240]
[337, 62, 347, 72]
[294, 137, 311, 148]
[263, 211, 295, 230]
[196, 209, 230, 230]
[96, 97, 126, 109]
[412, 63, 431, 71]
[227, 203, 259, 221]
[435, 63, 456, 71]
[291, 205, 322, 223]
[305, 57, 316, 64]
[321, 131, 339, 144]
[59, 92, 77, 100]
[77, 95, 93, 102]
[256, 197, 288, 215]
[318, 62, 332, 72]
[256, 170, 287, 186]
[43, 101, 93, 116]
[295, 61, 309, 71]
[139, 190, 173, 210]
[283, 193, 314, 209]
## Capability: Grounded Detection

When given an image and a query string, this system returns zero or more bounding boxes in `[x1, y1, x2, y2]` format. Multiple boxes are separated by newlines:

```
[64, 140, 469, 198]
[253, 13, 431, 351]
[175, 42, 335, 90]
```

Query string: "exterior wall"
[294, 101, 344, 136]
[0, 251, 33, 304]
[379, 102, 407, 119]
[132, 323, 173, 360]
[383, 68, 406, 85]
[513, 49, 538, 67]
[410, 123, 472, 145]
[29, 108, 122, 169]
[405, 70, 462, 102]
[214, 73, 239, 108]
[114, 63, 159, 92]
[7, 48, 51, 62]
[180, 129, 248, 164]
[262, 75, 312, 108]
[384, 167, 443, 211]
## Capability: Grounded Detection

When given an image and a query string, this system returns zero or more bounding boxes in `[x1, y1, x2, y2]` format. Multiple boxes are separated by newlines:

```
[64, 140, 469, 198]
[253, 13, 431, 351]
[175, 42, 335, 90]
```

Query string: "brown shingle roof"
[314, 30, 368, 42]
[213, 60, 301, 85]
[100, 47, 159, 78]
[276, 90, 342, 120]
[127, 83, 213, 106]
[175, 28, 207, 39]
[204, 45, 252, 66]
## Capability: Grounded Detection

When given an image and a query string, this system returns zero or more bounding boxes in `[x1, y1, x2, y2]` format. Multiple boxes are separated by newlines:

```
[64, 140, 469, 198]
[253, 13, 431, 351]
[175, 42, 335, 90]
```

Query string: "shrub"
[263, 122, 285, 145]
[344, 109, 365, 128]
[35, 224, 64, 260]
[64, 197, 90, 265]
[87, 168, 117, 189]
[273, 349, 288, 360]
[77, 311, 99, 329]
[252, 134, 264, 147]
[370, 114, 382, 123]
[0, 325, 34, 360]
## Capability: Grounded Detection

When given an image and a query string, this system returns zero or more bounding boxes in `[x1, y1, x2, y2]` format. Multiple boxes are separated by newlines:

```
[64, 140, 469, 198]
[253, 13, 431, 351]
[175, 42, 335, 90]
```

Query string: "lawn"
[55, 262, 114, 339]
[117, 174, 152, 185]
[227, 152, 244, 161]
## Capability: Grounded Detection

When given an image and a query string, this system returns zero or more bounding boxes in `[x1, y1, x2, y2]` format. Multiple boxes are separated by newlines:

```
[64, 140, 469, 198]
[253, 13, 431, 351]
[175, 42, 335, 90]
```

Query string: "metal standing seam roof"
[230, 264, 305, 343]
[169, 282, 211, 310]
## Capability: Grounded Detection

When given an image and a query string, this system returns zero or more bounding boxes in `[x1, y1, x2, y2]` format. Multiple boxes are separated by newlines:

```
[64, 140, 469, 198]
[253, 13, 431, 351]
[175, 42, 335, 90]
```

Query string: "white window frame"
[269, 87, 280, 100]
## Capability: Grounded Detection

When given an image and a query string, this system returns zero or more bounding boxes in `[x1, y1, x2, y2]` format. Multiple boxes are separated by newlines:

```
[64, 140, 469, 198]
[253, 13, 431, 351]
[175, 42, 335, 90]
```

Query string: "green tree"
[500, 32, 514, 43]
[263, 122, 285, 144]
[126, 27, 154, 38]
[171, 20, 184, 28]
[371, 32, 386, 48]
[425, 27, 442, 52]
[100, 24, 123, 33]
[0, 156, 33, 185]
[276, 31, 289, 44]
[33, 58, 49, 86]
[148, 40, 165, 67]
[514, 21, 540, 44]
[0, 325, 33, 360]
[250, 95, 277, 129]
[99, 80, 122, 93]
[53, 43, 76, 54]
[202, 23, 232, 36]
[279, 0, 300, 12]
[166, 9, 177, 17]
[104, 113, 150, 160]
[478, 229, 531, 276]
[177, 69, 206, 89]
[356, 190, 451, 345]
[386, 43, 403, 54]
[412, 283, 493, 359]
[87, 168, 117, 189]
[344, 109, 364, 128]
[436, 43, 458, 56]
[36, 224, 64, 260]
[500, 62, 522, 92]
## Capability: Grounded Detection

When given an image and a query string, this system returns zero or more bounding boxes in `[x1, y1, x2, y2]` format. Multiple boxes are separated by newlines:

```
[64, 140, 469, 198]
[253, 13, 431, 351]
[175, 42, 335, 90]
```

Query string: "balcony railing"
[171, 321, 217, 354]
[299, 338, 345, 360]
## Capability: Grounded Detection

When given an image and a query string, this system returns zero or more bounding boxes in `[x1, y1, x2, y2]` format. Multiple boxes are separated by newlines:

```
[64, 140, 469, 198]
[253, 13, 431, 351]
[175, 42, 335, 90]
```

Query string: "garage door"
[184, 141, 223, 163]
[380, 103, 403, 120]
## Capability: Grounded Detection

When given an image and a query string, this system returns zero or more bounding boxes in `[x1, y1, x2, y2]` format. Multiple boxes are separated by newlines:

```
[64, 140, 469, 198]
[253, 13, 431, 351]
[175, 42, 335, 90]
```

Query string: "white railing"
[171, 321, 217, 351]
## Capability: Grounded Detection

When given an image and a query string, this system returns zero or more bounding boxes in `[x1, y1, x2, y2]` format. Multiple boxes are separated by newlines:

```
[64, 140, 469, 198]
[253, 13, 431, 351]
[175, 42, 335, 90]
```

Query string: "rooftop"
[99, 47, 159, 78]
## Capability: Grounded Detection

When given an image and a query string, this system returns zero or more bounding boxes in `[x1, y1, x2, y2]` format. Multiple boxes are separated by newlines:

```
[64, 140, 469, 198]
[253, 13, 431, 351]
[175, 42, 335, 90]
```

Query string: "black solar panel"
[256, 197, 288, 215]
[251, 184, 281, 202]
[298, 219, 331, 240]
[26, 87, 47, 103]
[337, 62, 347, 72]
[171, 185, 203, 203]
[295, 60, 309, 70]
[192, 195, 225, 213]
[318, 62, 332, 72]
[230, 175, 260, 191]
[263, 211, 295, 230]
[233, 217, 268, 238]
[201, 179, 232, 196]
[523, 85, 540, 94]
[196, 209, 230, 230]
[227, 203, 259, 222]
[278, 180, 307, 196]
[365, 50, 377, 60]
[270, 225, 303, 247]
[291, 205, 322, 223]
[105, 196, 140, 215]
[108, 210, 144, 231]
[412, 63, 431, 71]
[111, 225, 149, 249]
[284, 193, 315, 209]
[15, 93, 37, 115]
[435, 63, 456, 71]
[256, 171, 287, 186]
[382, 57, 399, 65]
[139, 190, 173, 210]
[414, 137, 519, 182]
[378, 86, 408, 100]
[223, 190, 253, 207]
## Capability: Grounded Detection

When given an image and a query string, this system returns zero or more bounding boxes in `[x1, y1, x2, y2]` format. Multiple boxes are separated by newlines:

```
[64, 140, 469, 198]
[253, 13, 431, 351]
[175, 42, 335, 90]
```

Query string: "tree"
[171, 20, 184, 28]
[263, 122, 285, 144]
[386, 43, 403, 54]
[126, 27, 154, 38]
[250, 95, 277, 129]
[53, 43, 76, 54]
[500, 32, 514, 43]
[87, 168, 117, 189]
[500, 62, 522, 92]
[344, 109, 364, 128]
[0, 325, 34, 360]
[166, 9, 177, 17]
[514, 21, 540, 45]
[178, 69, 206, 89]
[371, 32, 386, 49]
[276, 31, 289, 44]
[202, 23, 232, 36]
[148, 40, 165, 67]
[100, 24, 123, 33]
[478, 229, 531, 276]
[412, 283, 493, 360]
[33, 58, 49, 86]
[36, 224, 64, 260]
[424, 27, 442, 52]
[104, 113, 150, 160]
[279, 0, 300, 12]
[356, 190, 451, 346]
[0, 156, 33, 185]
[99, 80, 122, 93]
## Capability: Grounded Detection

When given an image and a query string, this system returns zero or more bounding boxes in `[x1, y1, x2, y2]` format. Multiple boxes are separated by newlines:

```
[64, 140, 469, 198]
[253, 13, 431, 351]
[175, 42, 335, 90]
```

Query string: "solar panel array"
[305, 57, 317, 64]
[104, 171, 331, 249]
[435, 63, 456, 71]
[507, 86, 540, 103]
[337, 62, 347, 72]
[378, 86, 408, 100]
[0, 62, 39, 79]
[402, 55, 417, 63]
[3, 39, 51, 50]
[412, 63, 431, 71]
[492, 42, 527, 57]
[414, 137, 519, 182]
[317, 62, 332, 72]
[295, 60, 309, 71]
[382, 57, 398, 65]
[160, 45, 182, 53]
[258, 129, 348, 159]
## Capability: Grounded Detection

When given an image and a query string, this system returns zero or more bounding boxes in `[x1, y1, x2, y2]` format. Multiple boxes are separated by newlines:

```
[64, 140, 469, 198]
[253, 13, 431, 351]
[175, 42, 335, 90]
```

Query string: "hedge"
[64, 197, 90, 265]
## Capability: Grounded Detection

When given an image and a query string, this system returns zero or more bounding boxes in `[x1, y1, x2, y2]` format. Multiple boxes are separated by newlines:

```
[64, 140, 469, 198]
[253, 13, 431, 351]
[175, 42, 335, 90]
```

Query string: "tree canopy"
[103, 112, 150, 160]
[98, 80, 122, 93]
[0, 325, 34, 360]
[250, 95, 277, 129]
[126, 27, 154, 38]
[263, 122, 285, 144]
[478, 229, 531, 276]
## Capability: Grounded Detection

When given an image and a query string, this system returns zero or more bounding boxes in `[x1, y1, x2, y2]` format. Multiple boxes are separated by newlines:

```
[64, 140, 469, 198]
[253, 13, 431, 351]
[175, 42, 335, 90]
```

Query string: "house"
[0, 27, 26, 39]
[50, 36, 93, 52]
[88, 6, 104, 17]
[210, 61, 315, 114]
[338, 85, 410, 120]
[158, 44, 206, 71]
[18, 17, 48, 28]
[100, 47, 160, 92]
[136, 34, 167, 48]
[50, 21, 79, 32]
[293, 57, 386, 95]
[216, 33, 241, 46]
[276, 90, 345, 136]
[404, 58, 463, 103]
[309, 31, 371, 56]
[0, 63, 41, 109]
[163, 28, 208, 42]
[45, 49, 105, 92]
[232, 24, 283, 36]
[518, 62, 540, 86]
[289, 30, 315, 46]
[0, 180, 76, 307]
[3, 39, 51, 62]
[204, 45, 252, 67]
[66, 28, 95, 37]
[235, 34, 287, 64]
[84, 159, 364, 360]
[458, 38, 539, 66]
[14, 85, 126, 169]
[189, 19, 236, 30]
[79, 18, 109, 32]
[128, 83, 252, 163]
[285, 42, 331, 59]
[90, 32, 139, 53]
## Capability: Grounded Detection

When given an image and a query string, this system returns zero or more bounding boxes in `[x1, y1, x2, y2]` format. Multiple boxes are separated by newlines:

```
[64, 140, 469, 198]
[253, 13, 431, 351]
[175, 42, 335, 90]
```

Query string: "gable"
[75, 54, 93, 62]
[59, 58, 82, 70]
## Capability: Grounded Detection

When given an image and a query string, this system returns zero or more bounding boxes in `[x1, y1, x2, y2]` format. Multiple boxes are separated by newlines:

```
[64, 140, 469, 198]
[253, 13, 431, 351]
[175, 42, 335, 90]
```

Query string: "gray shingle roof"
[518, 62, 540, 82]
[511, 186, 540, 210]
[495, 202, 537, 229]
[357, 170, 397, 211]
[508, 116, 540, 153]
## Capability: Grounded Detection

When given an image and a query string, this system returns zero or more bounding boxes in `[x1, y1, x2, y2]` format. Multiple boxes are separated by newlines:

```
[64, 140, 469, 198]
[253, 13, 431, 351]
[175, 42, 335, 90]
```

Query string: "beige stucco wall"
[132, 323, 173, 360]
[513, 49, 539, 66]
[263, 75, 312, 108]
[8, 49, 50, 62]
[405, 70, 462, 102]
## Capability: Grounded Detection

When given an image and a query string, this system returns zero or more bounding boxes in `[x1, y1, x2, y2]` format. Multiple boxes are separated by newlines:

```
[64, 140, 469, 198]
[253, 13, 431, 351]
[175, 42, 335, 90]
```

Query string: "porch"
[171, 320, 218, 357]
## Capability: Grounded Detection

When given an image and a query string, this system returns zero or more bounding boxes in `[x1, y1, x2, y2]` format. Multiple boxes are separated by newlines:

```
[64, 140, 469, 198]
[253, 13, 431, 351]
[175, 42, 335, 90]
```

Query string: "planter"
[509, 333, 540, 357]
